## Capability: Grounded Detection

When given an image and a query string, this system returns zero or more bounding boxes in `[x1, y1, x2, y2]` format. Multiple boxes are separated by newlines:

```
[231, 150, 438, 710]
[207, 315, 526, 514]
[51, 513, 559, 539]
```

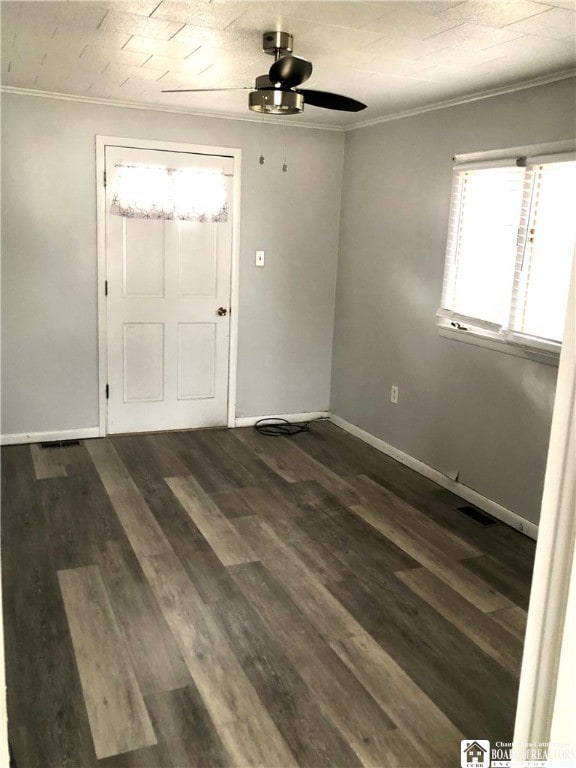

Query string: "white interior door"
[105, 145, 234, 434]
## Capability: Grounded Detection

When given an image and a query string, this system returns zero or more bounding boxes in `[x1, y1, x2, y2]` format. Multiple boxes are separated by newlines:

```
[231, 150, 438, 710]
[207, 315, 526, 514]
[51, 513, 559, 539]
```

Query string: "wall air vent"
[458, 505, 499, 526]
[40, 440, 80, 449]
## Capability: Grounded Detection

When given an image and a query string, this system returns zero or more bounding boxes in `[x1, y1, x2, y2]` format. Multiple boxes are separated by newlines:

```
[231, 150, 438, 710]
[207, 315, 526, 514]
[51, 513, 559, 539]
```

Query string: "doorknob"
[217, 307, 228, 316]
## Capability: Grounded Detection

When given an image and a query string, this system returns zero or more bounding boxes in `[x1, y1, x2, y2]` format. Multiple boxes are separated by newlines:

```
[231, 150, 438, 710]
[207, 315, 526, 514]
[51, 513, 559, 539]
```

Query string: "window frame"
[437, 145, 576, 365]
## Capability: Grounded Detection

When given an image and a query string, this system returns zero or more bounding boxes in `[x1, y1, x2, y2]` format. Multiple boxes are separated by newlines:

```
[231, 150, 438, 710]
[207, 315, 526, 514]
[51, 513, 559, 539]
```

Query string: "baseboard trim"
[235, 412, 330, 428]
[330, 414, 538, 540]
[0, 427, 100, 446]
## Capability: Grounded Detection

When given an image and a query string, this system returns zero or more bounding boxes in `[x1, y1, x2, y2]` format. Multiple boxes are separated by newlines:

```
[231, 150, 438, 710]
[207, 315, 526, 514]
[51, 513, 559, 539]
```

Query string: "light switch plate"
[256, 250, 265, 267]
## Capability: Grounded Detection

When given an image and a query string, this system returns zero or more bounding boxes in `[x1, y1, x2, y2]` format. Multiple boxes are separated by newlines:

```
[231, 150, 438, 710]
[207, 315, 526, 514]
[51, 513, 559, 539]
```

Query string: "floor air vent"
[40, 440, 80, 449]
[457, 505, 499, 526]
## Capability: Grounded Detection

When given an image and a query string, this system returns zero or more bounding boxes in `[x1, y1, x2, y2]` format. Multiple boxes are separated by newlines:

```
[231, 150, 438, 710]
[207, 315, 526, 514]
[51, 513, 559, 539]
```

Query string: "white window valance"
[110, 164, 228, 222]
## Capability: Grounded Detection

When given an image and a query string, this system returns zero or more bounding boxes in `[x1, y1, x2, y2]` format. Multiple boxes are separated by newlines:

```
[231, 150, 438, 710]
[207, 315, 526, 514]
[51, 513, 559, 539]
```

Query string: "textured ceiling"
[1, 0, 575, 127]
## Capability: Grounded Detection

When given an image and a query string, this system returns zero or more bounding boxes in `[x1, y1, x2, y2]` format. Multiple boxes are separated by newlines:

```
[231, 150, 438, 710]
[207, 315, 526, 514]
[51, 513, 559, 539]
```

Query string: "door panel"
[180, 222, 218, 297]
[177, 323, 216, 400]
[123, 323, 165, 402]
[124, 219, 165, 297]
[105, 145, 234, 434]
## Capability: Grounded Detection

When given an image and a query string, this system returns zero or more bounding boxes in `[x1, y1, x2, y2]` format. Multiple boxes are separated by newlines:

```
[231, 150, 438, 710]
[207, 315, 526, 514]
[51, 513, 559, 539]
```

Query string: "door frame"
[513, 253, 576, 747]
[95, 135, 242, 436]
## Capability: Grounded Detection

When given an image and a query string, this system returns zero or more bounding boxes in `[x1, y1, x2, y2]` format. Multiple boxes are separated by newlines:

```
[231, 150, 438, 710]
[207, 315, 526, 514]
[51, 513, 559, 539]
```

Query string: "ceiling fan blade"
[269, 55, 313, 88]
[162, 87, 252, 93]
[297, 89, 367, 112]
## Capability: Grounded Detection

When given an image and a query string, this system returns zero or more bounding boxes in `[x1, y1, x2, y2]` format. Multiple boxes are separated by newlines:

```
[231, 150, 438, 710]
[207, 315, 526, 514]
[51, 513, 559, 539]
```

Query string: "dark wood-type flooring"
[2, 421, 536, 768]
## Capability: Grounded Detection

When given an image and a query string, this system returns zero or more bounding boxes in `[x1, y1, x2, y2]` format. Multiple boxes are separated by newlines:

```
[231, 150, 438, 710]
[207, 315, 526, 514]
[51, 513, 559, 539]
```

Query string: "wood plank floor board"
[460, 553, 533, 611]
[186, 429, 260, 490]
[174, 546, 246, 605]
[331, 632, 463, 767]
[231, 514, 366, 644]
[100, 541, 191, 696]
[86, 439, 174, 559]
[3, 556, 99, 768]
[281, 529, 353, 585]
[97, 744, 173, 768]
[239, 484, 303, 521]
[58, 565, 157, 759]
[111, 436, 210, 554]
[232, 515, 317, 587]
[314, 422, 438, 495]
[297, 503, 419, 582]
[351, 502, 513, 612]
[2, 447, 99, 768]
[37, 467, 128, 571]
[29, 443, 68, 479]
[397, 567, 523, 677]
[237, 427, 361, 507]
[161, 431, 241, 494]
[237, 486, 354, 584]
[139, 552, 298, 768]
[278, 479, 346, 514]
[287, 427, 369, 477]
[279, 438, 362, 507]
[166, 475, 258, 567]
[7, 725, 36, 768]
[211, 594, 364, 768]
[2, 422, 534, 767]
[346, 473, 482, 560]
[145, 685, 229, 768]
[210, 488, 258, 520]
[490, 605, 529, 641]
[210, 428, 283, 485]
[1, 444, 45, 547]
[328, 574, 519, 738]
[234, 427, 316, 483]
[230, 561, 401, 768]
[111, 434, 191, 483]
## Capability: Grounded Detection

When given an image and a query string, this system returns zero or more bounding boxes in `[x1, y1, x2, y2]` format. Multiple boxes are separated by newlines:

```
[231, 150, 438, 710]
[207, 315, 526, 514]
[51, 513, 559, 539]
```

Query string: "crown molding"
[0, 86, 344, 132]
[342, 69, 576, 132]
[3, 67, 575, 134]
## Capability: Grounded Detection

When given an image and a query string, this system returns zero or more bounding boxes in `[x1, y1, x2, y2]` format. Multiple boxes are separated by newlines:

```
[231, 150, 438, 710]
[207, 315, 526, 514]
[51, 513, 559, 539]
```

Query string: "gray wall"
[331, 78, 576, 525]
[1, 94, 344, 433]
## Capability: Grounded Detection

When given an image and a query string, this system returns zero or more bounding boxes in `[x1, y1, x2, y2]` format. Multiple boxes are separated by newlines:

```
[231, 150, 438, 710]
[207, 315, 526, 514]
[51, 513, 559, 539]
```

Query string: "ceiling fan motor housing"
[249, 88, 304, 115]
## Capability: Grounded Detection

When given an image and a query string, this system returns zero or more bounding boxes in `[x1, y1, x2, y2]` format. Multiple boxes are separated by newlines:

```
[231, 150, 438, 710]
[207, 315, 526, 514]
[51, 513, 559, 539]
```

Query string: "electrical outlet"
[391, 385, 399, 404]
[255, 250, 265, 267]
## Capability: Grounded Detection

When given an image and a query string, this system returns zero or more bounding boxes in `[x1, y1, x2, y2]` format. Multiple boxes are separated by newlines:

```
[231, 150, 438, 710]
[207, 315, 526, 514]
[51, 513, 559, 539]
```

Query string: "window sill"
[438, 325, 560, 367]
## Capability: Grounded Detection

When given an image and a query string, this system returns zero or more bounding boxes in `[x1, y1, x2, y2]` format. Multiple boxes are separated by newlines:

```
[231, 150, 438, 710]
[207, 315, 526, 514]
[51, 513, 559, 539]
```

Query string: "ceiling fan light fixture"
[249, 89, 303, 115]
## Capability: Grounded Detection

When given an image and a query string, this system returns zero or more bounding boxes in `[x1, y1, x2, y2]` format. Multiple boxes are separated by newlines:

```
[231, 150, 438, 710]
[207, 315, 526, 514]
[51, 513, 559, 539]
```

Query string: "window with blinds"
[438, 152, 576, 355]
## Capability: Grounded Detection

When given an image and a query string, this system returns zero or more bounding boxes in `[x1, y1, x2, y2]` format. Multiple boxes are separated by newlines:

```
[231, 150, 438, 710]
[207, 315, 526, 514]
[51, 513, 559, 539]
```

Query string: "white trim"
[0, 86, 342, 132]
[514, 253, 576, 747]
[0, 549, 8, 768]
[96, 136, 107, 437]
[454, 140, 576, 166]
[227, 157, 241, 429]
[0, 427, 100, 446]
[96, 135, 241, 436]
[344, 69, 576, 132]
[438, 326, 560, 366]
[527, 151, 576, 165]
[3, 69, 574, 135]
[235, 412, 330, 428]
[330, 413, 539, 540]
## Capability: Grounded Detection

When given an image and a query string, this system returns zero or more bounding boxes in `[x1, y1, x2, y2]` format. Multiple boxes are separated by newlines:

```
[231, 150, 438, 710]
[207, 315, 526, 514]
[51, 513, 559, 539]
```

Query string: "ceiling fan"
[162, 31, 367, 115]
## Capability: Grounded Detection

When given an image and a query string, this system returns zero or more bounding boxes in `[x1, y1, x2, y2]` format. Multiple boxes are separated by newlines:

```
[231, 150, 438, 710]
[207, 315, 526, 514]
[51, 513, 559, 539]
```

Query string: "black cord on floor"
[254, 418, 311, 437]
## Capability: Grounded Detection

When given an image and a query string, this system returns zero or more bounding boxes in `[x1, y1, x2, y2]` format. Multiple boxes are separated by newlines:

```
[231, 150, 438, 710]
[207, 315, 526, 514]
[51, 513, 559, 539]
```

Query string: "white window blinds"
[439, 152, 576, 353]
[508, 158, 576, 344]
[439, 162, 525, 329]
